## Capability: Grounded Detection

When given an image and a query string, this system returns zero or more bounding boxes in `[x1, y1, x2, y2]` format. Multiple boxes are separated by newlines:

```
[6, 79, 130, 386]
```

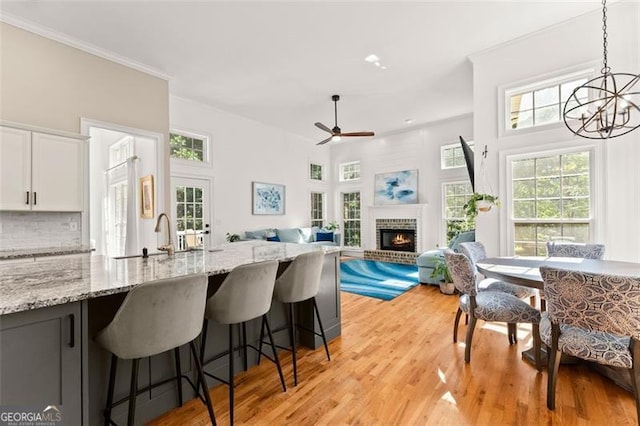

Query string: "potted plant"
[225, 232, 241, 242]
[324, 221, 340, 231]
[430, 258, 456, 295]
[463, 193, 500, 221]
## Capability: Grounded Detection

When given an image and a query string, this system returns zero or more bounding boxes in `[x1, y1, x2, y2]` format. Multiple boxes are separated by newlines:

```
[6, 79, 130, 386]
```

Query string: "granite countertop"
[0, 245, 94, 260]
[0, 240, 341, 315]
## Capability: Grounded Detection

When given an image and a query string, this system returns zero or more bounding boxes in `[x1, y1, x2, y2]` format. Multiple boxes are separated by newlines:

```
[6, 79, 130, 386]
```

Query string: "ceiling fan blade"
[341, 131, 375, 137]
[315, 122, 333, 134]
[316, 136, 333, 145]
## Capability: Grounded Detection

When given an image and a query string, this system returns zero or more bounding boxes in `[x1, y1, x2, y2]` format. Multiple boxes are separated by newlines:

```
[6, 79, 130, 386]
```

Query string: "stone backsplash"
[0, 211, 82, 250]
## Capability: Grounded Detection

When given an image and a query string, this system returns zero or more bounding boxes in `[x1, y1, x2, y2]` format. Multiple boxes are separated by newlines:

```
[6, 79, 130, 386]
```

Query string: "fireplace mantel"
[367, 204, 428, 252]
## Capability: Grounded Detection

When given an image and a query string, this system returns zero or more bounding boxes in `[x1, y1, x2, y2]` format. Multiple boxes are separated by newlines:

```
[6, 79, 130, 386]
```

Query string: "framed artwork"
[374, 169, 418, 205]
[252, 182, 285, 215]
[140, 175, 154, 218]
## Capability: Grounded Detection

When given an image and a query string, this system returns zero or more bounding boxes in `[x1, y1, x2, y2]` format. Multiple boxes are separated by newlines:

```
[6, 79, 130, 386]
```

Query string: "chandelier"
[563, 0, 640, 139]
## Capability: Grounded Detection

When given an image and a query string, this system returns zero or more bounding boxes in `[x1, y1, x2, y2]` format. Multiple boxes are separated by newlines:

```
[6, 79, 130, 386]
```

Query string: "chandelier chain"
[601, 0, 609, 74]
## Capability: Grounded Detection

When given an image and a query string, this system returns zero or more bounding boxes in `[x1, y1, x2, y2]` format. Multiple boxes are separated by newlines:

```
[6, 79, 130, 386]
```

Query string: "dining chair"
[459, 242, 538, 343]
[445, 251, 541, 369]
[545, 242, 605, 259]
[540, 267, 640, 422]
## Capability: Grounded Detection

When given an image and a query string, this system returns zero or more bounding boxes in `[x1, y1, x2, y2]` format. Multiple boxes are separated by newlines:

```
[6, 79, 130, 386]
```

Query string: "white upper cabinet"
[0, 126, 85, 212]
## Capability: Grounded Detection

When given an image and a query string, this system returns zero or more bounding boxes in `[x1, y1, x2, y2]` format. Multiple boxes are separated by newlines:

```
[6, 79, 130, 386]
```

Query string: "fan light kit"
[563, 0, 639, 139]
[315, 95, 375, 145]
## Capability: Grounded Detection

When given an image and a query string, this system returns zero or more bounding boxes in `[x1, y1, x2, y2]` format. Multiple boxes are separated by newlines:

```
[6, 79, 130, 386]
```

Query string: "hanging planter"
[463, 193, 500, 221]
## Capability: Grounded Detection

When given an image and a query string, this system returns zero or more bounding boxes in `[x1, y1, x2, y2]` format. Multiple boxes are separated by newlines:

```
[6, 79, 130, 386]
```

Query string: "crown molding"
[0, 11, 171, 81]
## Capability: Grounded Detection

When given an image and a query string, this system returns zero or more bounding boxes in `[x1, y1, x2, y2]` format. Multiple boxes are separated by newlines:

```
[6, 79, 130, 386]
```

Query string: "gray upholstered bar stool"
[200, 260, 286, 426]
[260, 251, 330, 386]
[95, 274, 216, 426]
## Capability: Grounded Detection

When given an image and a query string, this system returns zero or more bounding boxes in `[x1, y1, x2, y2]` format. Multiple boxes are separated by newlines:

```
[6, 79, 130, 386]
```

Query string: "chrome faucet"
[154, 213, 175, 256]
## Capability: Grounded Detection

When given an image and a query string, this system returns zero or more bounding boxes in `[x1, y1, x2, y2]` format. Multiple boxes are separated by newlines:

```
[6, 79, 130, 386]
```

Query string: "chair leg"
[453, 308, 462, 343]
[104, 354, 118, 426]
[263, 314, 287, 392]
[127, 358, 140, 426]
[629, 338, 640, 424]
[228, 324, 235, 426]
[190, 341, 217, 426]
[241, 322, 248, 372]
[507, 323, 516, 345]
[313, 298, 331, 361]
[257, 316, 266, 365]
[288, 303, 298, 386]
[464, 316, 477, 363]
[174, 347, 184, 406]
[200, 319, 209, 364]
[532, 323, 542, 372]
[547, 325, 562, 410]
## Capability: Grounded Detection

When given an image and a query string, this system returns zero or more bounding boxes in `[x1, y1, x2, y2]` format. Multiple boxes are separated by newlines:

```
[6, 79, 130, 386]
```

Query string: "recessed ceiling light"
[364, 54, 380, 63]
[380, 66, 387, 70]
[405, 119, 414, 125]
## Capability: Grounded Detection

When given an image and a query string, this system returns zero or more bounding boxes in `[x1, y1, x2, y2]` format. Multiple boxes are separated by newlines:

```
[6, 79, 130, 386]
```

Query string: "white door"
[171, 176, 212, 250]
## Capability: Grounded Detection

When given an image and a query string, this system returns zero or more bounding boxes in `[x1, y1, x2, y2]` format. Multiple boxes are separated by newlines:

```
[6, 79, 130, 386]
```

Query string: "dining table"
[475, 255, 640, 392]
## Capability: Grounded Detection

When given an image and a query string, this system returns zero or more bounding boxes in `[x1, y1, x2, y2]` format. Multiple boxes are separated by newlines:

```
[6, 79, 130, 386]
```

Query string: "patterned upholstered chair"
[445, 251, 541, 369]
[539, 267, 640, 422]
[546, 242, 605, 259]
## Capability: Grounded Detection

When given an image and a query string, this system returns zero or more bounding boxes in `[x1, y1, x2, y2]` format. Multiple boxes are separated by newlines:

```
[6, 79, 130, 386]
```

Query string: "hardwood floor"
[148, 284, 637, 425]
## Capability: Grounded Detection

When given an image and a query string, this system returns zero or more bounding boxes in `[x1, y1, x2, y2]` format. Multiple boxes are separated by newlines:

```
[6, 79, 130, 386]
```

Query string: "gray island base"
[0, 241, 341, 425]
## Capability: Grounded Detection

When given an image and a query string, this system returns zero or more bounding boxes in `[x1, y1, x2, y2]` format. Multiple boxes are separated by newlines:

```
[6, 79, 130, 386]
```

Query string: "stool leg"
[127, 358, 140, 426]
[190, 341, 217, 426]
[313, 298, 331, 361]
[104, 354, 118, 426]
[288, 303, 298, 386]
[200, 319, 209, 363]
[174, 347, 183, 406]
[264, 314, 287, 392]
[228, 324, 235, 426]
[257, 316, 266, 365]
[241, 322, 248, 372]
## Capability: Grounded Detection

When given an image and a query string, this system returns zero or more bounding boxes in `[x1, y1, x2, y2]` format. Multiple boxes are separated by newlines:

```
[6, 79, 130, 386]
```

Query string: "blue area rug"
[340, 259, 419, 301]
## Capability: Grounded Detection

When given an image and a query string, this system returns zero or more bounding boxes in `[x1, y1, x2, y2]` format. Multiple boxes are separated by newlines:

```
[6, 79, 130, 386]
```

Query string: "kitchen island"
[0, 241, 342, 425]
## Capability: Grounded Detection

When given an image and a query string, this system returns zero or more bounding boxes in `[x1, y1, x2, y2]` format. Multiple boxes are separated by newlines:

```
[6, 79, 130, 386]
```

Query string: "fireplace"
[379, 228, 416, 252]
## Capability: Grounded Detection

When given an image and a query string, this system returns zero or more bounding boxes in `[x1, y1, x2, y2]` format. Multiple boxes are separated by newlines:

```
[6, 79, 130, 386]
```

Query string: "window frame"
[309, 162, 325, 182]
[441, 141, 474, 170]
[503, 143, 601, 256]
[499, 67, 596, 138]
[310, 191, 325, 228]
[341, 191, 361, 248]
[169, 129, 211, 166]
[339, 161, 361, 182]
[441, 180, 474, 244]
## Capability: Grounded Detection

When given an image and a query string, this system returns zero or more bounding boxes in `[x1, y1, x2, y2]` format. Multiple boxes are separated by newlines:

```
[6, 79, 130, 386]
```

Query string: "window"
[510, 150, 592, 256]
[441, 141, 473, 169]
[506, 72, 590, 131]
[442, 181, 474, 243]
[310, 192, 325, 228]
[169, 132, 207, 162]
[310, 163, 324, 181]
[339, 161, 360, 181]
[175, 185, 204, 236]
[342, 192, 361, 247]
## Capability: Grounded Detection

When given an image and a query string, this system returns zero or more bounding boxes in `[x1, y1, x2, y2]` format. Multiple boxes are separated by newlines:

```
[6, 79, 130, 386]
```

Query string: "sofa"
[243, 226, 341, 246]
[416, 230, 475, 284]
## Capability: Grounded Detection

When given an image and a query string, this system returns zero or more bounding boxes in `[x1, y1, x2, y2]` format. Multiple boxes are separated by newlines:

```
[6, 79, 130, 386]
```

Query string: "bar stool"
[260, 251, 330, 386]
[200, 260, 286, 426]
[95, 274, 216, 426]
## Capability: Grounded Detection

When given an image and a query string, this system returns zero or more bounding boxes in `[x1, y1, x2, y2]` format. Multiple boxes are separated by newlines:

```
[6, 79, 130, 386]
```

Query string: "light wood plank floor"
[149, 284, 636, 425]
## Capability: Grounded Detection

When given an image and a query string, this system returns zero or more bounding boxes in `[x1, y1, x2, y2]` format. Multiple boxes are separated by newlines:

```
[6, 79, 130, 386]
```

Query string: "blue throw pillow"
[316, 231, 334, 242]
[276, 228, 304, 243]
[266, 235, 280, 242]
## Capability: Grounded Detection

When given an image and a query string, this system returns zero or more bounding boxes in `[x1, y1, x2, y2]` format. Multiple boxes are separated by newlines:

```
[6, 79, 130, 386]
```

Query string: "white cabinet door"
[0, 127, 31, 210]
[31, 133, 84, 211]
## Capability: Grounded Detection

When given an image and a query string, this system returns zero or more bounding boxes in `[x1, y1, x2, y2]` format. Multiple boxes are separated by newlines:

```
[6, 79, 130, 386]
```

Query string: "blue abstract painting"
[374, 169, 418, 205]
[252, 182, 285, 214]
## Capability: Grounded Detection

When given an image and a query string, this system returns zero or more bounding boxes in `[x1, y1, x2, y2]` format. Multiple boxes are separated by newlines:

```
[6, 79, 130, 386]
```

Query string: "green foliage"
[430, 258, 452, 283]
[225, 233, 241, 242]
[169, 134, 204, 161]
[463, 193, 500, 222]
[446, 220, 474, 244]
[324, 221, 340, 231]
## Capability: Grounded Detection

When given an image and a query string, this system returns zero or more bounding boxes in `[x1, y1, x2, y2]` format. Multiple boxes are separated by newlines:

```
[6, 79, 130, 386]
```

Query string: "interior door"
[171, 176, 212, 250]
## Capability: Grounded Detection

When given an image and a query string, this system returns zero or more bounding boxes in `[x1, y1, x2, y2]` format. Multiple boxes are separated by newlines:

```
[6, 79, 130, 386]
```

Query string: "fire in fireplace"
[379, 228, 416, 252]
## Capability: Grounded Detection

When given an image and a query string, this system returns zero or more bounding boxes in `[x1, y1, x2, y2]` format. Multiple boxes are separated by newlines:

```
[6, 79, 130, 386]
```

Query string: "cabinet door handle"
[68, 314, 75, 348]
[26, 191, 30, 205]
[33, 192, 37, 205]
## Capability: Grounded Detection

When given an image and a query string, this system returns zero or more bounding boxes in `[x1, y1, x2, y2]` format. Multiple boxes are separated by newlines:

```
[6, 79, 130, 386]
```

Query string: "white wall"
[331, 114, 474, 251]
[170, 96, 332, 246]
[470, 2, 640, 261]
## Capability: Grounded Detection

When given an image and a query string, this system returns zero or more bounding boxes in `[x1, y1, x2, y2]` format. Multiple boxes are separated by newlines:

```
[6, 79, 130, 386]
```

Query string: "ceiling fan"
[315, 94, 375, 145]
